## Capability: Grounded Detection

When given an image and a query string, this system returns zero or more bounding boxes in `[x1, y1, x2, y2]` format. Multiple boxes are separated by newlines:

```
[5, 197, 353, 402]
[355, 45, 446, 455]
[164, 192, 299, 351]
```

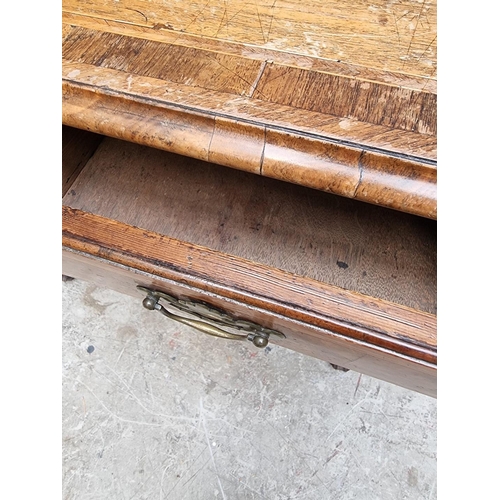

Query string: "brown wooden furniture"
[62, 0, 437, 396]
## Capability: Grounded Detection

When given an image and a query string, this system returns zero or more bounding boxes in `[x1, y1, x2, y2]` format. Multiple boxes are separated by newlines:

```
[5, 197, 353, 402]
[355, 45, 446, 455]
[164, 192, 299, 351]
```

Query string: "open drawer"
[62, 126, 437, 397]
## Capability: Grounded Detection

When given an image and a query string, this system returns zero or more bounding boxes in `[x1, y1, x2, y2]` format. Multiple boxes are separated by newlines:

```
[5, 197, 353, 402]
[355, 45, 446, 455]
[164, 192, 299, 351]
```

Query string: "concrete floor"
[62, 279, 437, 500]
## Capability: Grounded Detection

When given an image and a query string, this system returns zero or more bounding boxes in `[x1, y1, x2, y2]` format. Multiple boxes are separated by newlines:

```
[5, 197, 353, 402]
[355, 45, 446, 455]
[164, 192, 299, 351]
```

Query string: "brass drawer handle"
[138, 286, 285, 348]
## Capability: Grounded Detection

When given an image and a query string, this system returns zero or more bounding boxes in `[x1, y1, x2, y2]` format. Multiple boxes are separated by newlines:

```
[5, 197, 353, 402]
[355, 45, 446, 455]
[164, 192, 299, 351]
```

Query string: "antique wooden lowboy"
[62, 0, 437, 396]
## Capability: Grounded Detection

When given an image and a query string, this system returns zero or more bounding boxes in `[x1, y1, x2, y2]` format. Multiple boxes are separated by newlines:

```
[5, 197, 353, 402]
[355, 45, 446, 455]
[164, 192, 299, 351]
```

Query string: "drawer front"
[63, 244, 436, 397]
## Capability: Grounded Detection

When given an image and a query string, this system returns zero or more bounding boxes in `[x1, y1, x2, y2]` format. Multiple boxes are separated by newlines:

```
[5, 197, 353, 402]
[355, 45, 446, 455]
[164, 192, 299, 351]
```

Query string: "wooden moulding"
[262, 130, 437, 218]
[62, 80, 436, 218]
[62, 206, 436, 396]
[61, 59, 436, 162]
[62, 22, 436, 218]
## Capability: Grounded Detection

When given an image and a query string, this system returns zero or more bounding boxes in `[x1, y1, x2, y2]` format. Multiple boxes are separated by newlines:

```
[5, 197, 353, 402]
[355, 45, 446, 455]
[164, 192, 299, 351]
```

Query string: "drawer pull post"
[138, 286, 285, 348]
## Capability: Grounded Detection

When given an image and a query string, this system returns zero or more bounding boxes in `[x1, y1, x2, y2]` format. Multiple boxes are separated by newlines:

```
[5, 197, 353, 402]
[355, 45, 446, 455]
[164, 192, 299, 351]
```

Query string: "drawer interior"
[62, 127, 436, 316]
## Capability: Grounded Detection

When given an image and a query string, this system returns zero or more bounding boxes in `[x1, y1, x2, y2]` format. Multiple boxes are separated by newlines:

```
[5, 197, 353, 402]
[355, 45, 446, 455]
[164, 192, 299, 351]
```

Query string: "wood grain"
[63, 0, 437, 218]
[62, 0, 436, 81]
[62, 136, 436, 314]
[262, 129, 436, 218]
[62, 26, 436, 134]
[62, 206, 436, 352]
[62, 27, 263, 96]
[62, 11, 436, 93]
[62, 69, 436, 218]
[255, 64, 436, 135]
[62, 61, 437, 160]
[61, 0, 438, 396]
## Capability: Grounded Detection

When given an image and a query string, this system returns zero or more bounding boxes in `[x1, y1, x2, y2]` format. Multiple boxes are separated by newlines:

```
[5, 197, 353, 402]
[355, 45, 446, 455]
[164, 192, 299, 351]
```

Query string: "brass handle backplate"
[137, 286, 285, 348]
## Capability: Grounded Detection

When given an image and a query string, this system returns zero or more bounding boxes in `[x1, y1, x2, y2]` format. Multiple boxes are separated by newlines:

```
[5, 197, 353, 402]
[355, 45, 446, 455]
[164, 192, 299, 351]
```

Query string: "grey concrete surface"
[62, 279, 437, 500]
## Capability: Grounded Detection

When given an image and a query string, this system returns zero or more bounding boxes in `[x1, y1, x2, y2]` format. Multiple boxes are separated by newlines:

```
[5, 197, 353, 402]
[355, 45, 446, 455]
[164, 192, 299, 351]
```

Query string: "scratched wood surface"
[62, 27, 436, 136]
[62, 0, 437, 218]
[63, 135, 436, 314]
[63, 0, 437, 80]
